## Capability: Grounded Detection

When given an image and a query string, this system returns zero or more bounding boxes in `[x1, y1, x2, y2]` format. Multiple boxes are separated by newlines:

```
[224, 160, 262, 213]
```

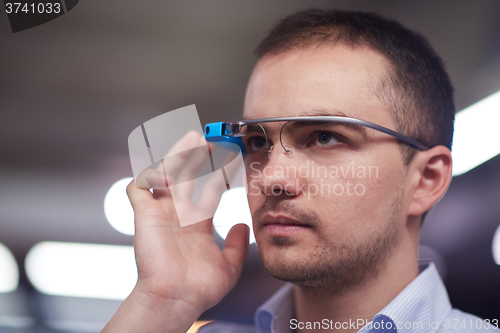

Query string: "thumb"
[222, 223, 250, 277]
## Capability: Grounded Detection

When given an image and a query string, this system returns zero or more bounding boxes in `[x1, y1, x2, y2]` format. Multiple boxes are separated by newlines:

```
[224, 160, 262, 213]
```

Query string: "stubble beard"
[254, 192, 403, 296]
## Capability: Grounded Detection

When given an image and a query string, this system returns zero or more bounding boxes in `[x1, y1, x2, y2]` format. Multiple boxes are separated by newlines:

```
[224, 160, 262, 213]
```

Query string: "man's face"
[243, 44, 410, 293]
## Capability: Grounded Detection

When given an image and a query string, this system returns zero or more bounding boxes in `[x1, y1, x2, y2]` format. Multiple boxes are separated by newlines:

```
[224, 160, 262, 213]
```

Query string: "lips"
[261, 214, 311, 227]
[259, 214, 313, 238]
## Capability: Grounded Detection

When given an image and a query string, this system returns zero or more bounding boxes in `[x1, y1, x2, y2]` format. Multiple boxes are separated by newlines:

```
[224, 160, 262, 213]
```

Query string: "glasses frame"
[204, 116, 429, 155]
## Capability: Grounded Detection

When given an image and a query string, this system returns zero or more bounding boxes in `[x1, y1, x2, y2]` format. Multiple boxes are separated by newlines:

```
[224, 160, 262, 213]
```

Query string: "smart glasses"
[205, 116, 429, 162]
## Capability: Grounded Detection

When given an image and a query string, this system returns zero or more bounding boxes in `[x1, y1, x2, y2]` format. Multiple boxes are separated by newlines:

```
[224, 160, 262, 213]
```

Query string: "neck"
[293, 232, 419, 333]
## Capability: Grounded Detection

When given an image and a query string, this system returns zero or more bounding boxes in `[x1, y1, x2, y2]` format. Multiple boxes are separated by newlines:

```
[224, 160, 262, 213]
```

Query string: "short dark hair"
[255, 8, 455, 163]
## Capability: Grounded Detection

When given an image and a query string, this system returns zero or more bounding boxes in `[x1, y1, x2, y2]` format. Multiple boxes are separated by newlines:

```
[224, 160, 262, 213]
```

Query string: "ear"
[407, 145, 453, 216]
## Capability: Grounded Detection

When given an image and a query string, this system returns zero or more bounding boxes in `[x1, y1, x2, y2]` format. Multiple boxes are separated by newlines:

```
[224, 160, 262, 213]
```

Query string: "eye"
[313, 131, 340, 147]
[248, 136, 267, 152]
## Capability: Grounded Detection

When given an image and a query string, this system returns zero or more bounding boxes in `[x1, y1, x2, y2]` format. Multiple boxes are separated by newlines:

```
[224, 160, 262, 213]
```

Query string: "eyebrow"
[286, 119, 368, 139]
[243, 123, 265, 134]
[243, 109, 368, 138]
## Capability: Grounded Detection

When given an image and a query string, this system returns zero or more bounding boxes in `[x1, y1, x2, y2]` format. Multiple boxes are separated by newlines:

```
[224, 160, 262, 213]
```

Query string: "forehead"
[243, 44, 395, 128]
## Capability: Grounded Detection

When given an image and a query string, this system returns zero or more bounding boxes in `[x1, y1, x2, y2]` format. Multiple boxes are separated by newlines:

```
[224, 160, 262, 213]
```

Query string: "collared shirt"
[199, 263, 499, 332]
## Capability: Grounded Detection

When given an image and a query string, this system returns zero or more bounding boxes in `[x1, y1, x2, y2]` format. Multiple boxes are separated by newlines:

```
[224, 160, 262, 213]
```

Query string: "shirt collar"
[255, 282, 294, 333]
[254, 262, 452, 333]
[364, 262, 452, 333]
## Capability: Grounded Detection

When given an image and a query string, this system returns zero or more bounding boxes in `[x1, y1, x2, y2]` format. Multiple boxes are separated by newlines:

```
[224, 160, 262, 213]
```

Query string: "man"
[103, 9, 499, 333]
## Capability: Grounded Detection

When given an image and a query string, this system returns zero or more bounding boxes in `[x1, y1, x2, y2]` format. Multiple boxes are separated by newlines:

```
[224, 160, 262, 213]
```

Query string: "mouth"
[261, 214, 312, 237]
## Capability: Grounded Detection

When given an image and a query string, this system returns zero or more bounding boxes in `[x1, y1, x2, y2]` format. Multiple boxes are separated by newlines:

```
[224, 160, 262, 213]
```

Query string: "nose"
[253, 144, 305, 197]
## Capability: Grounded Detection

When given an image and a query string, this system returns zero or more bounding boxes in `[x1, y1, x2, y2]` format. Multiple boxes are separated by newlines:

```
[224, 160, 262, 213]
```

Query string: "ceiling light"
[493, 224, 500, 265]
[104, 177, 135, 235]
[25, 242, 137, 300]
[213, 187, 255, 244]
[452, 90, 500, 176]
[0, 243, 19, 293]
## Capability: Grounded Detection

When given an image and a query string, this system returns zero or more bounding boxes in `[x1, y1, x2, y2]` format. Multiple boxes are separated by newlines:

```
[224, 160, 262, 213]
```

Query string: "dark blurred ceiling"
[1, 0, 499, 320]
[1, 0, 500, 172]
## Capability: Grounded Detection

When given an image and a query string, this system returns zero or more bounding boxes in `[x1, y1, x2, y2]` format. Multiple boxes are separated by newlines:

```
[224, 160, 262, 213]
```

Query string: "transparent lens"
[238, 119, 367, 164]
[280, 120, 358, 162]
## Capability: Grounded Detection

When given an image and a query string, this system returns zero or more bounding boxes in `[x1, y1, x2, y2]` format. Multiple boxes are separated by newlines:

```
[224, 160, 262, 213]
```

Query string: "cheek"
[245, 178, 264, 215]
[247, 195, 260, 213]
[347, 160, 405, 229]
[309, 157, 403, 235]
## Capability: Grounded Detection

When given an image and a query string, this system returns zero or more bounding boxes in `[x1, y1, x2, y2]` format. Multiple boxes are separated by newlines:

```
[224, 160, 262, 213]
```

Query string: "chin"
[260, 254, 336, 289]
[258, 241, 327, 282]
[256, 237, 389, 295]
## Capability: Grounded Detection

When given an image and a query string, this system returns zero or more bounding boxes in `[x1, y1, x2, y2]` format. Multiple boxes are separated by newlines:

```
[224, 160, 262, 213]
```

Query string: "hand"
[103, 130, 249, 333]
[131, 130, 249, 311]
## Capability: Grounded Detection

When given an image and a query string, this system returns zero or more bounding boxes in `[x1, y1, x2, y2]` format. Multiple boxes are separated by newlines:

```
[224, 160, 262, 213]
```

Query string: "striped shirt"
[199, 263, 499, 332]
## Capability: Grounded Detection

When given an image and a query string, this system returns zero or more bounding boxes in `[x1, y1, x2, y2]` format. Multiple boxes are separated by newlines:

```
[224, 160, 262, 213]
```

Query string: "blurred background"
[1, 0, 500, 332]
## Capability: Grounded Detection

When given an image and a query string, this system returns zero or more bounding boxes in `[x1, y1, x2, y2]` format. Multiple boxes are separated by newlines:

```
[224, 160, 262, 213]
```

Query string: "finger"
[175, 135, 213, 199]
[158, 130, 202, 180]
[132, 165, 183, 220]
[197, 168, 230, 211]
[126, 178, 156, 213]
[135, 168, 177, 206]
[208, 141, 245, 189]
[197, 148, 244, 210]
[135, 168, 167, 190]
[220, 151, 245, 186]
[128, 178, 181, 231]
[222, 223, 250, 277]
